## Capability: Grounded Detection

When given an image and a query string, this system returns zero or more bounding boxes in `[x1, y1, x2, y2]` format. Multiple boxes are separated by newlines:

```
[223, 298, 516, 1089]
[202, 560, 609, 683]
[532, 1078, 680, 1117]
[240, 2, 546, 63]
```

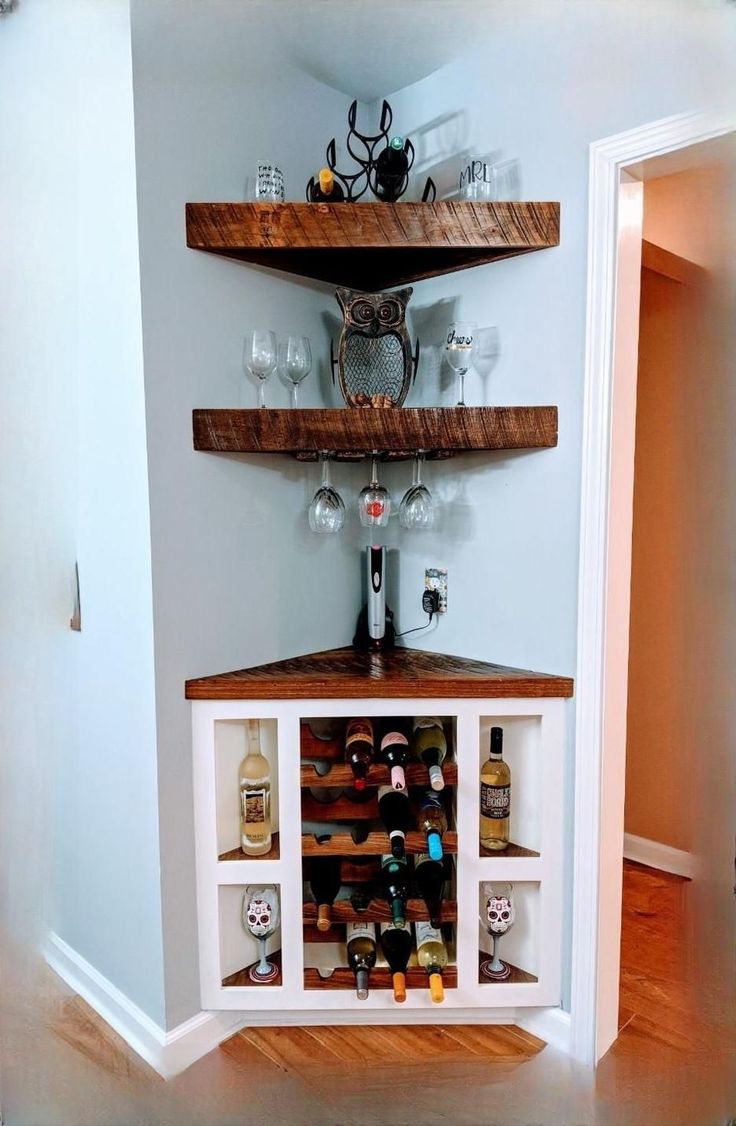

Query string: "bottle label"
[381, 731, 409, 750]
[346, 718, 373, 749]
[412, 716, 444, 731]
[480, 782, 510, 819]
[346, 921, 376, 943]
[415, 921, 442, 946]
[241, 785, 268, 837]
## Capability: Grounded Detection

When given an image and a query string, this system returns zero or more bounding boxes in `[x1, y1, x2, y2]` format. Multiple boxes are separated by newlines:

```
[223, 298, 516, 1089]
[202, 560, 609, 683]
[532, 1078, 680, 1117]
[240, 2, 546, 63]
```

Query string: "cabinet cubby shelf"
[222, 951, 282, 988]
[218, 834, 280, 862]
[193, 407, 558, 462]
[304, 965, 458, 991]
[185, 200, 560, 290]
[302, 899, 458, 926]
[302, 830, 458, 856]
[477, 953, 537, 986]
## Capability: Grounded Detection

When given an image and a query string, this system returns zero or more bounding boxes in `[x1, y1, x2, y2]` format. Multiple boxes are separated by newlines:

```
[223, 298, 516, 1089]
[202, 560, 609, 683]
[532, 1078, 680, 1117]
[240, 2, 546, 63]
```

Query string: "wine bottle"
[346, 921, 377, 1000]
[309, 167, 346, 202]
[308, 854, 342, 931]
[416, 792, 447, 862]
[380, 922, 413, 1003]
[380, 853, 409, 928]
[479, 726, 510, 851]
[377, 784, 413, 859]
[345, 717, 375, 792]
[412, 717, 447, 791]
[378, 729, 411, 791]
[374, 136, 409, 202]
[415, 921, 448, 1003]
[414, 852, 445, 928]
[239, 721, 272, 856]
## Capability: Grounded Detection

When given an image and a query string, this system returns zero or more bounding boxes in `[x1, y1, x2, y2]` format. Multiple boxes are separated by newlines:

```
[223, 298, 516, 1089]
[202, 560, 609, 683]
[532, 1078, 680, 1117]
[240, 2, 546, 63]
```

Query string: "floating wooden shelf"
[222, 949, 282, 988]
[218, 833, 280, 862]
[477, 952, 537, 985]
[303, 964, 458, 991]
[186, 646, 575, 701]
[300, 762, 458, 790]
[301, 831, 458, 856]
[479, 841, 540, 859]
[193, 407, 558, 462]
[303, 899, 457, 927]
[185, 201, 560, 290]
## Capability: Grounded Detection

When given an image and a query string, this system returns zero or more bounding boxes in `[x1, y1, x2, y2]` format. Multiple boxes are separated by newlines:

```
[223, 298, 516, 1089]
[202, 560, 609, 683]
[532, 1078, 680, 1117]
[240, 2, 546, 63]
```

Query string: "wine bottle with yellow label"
[238, 720, 272, 856]
[415, 921, 448, 1003]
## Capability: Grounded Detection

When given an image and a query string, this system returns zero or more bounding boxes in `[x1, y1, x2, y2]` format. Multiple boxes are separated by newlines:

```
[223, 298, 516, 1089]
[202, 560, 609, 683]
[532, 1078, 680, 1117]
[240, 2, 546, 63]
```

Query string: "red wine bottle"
[308, 854, 342, 932]
[380, 922, 413, 1003]
[377, 784, 413, 859]
[414, 851, 445, 928]
[378, 729, 411, 791]
[345, 717, 374, 792]
[380, 853, 409, 928]
[346, 921, 376, 1000]
[375, 136, 409, 202]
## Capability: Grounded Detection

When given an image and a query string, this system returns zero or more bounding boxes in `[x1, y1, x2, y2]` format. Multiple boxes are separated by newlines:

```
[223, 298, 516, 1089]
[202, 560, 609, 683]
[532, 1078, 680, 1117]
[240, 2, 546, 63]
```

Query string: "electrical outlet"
[424, 567, 448, 613]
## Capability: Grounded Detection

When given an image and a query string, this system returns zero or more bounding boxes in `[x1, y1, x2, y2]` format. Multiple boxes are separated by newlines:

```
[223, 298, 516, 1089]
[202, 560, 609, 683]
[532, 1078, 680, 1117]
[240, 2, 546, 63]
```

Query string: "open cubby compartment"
[478, 714, 542, 857]
[218, 882, 283, 988]
[215, 717, 280, 861]
[300, 714, 457, 787]
[477, 880, 540, 986]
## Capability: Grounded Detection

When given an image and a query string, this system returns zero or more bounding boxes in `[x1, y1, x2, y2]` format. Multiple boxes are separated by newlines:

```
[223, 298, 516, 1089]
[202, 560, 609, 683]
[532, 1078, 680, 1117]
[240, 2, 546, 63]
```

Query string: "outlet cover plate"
[424, 567, 448, 613]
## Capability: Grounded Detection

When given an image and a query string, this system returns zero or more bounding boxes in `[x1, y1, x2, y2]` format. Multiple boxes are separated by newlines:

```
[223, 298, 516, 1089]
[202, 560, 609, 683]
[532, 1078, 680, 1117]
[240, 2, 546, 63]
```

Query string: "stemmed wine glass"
[445, 321, 476, 407]
[243, 885, 280, 983]
[479, 881, 515, 981]
[308, 452, 345, 533]
[399, 452, 434, 530]
[243, 329, 277, 408]
[278, 335, 312, 408]
[358, 454, 391, 527]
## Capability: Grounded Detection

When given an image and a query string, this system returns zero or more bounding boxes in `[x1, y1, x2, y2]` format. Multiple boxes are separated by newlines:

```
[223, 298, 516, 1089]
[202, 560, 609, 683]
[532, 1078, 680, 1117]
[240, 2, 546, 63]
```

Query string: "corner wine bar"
[188, 646, 572, 1016]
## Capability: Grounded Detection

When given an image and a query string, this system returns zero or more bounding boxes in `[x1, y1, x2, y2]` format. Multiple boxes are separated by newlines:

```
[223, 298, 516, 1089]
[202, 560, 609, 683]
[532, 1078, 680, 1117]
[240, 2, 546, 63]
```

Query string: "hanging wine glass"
[243, 329, 277, 408]
[445, 321, 476, 407]
[479, 881, 515, 981]
[399, 451, 434, 530]
[243, 885, 280, 983]
[308, 452, 345, 533]
[278, 335, 312, 408]
[358, 454, 391, 527]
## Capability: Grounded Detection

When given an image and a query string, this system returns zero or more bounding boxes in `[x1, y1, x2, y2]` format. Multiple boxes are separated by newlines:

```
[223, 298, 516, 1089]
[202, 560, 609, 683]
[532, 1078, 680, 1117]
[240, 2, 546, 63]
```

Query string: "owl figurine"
[333, 286, 420, 408]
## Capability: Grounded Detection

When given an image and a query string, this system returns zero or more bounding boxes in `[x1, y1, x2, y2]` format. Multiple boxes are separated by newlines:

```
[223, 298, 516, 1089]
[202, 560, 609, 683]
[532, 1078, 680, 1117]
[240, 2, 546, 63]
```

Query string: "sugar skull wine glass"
[308, 452, 345, 533]
[445, 321, 476, 407]
[243, 885, 280, 983]
[358, 454, 391, 527]
[480, 881, 515, 980]
[243, 329, 277, 408]
[278, 335, 312, 408]
[399, 451, 434, 530]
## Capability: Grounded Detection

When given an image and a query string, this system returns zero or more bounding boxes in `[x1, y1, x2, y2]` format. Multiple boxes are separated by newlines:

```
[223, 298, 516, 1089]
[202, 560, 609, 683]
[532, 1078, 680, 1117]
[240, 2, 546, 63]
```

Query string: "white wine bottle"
[415, 921, 448, 1003]
[412, 716, 447, 791]
[479, 726, 510, 851]
[346, 921, 377, 1000]
[239, 720, 272, 856]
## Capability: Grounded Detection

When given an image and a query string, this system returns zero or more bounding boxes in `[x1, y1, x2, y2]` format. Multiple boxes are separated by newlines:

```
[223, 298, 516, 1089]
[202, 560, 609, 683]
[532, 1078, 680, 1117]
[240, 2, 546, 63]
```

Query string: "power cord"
[395, 589, 441, 639]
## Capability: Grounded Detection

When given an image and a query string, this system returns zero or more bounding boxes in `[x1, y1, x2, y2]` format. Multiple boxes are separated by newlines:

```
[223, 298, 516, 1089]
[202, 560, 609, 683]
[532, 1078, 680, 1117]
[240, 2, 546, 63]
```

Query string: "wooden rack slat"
[300, 763, 457, 788]
[302, 793, 379, 821]
[303, 898, 457, 926]
[303, 965, 458, 990]
[301, 831, 457, 856]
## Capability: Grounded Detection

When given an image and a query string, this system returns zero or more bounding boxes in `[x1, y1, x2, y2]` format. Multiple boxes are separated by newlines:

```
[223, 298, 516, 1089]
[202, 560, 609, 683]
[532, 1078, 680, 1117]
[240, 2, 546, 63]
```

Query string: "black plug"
[422, 589, 441, 615]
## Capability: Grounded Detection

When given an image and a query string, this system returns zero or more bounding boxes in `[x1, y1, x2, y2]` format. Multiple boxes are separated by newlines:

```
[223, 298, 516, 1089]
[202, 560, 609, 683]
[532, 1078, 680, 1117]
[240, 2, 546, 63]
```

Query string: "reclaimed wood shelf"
[300, 762, 458, 790]
[477, 952, 537, 985]
[193, 407, 558, 462]
[303, 964, 458, 991]
[303, 899, 457, 927]
[479, 841, 540, 859]
[302, 830, 458, 856]
[222, 950, 282, 988]
[186, 646, 574, 701]
[218, 833, 280, 862]
[185, 201, 560, 291]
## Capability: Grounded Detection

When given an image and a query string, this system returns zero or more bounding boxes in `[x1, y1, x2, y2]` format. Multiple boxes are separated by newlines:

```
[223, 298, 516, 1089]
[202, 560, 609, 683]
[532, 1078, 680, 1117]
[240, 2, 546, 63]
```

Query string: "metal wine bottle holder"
[306, 99, 415, 203]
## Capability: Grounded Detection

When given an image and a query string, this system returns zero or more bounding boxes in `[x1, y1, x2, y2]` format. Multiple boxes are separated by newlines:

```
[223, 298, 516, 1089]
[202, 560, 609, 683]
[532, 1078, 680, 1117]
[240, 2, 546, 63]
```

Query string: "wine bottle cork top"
[392, 971, 407, 1003]
[319, 168, 334, 192]
[429, 972, 444, 1004]
[316, 904, 331, 932]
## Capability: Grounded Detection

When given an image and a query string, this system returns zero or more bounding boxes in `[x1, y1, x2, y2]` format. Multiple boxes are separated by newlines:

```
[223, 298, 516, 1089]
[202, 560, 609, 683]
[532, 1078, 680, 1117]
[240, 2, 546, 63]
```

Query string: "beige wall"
[625, 161, 735, 855]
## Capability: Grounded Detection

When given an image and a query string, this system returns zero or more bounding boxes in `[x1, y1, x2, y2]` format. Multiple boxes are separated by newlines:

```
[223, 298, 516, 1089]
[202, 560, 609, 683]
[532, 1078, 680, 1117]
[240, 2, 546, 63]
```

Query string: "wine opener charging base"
[353, 545, 395, 652]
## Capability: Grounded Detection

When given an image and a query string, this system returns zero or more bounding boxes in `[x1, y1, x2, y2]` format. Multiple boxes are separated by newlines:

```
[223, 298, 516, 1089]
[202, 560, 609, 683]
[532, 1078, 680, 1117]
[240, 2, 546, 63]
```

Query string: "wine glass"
[479, 881, 515, 981]
[243, 330, 277, 408]
[308, 452, 345, 533]
[358, 455, 391, 527]
[399, 452, 434, 530]
[243, 885, 280, 983]
[279, 335, 312, 408]
[445, 321, 476, 407]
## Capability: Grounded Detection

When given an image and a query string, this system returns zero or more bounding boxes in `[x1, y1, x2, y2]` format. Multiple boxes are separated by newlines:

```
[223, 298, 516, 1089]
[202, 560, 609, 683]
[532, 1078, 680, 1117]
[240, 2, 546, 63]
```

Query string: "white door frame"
[570, 108, 736, 1066]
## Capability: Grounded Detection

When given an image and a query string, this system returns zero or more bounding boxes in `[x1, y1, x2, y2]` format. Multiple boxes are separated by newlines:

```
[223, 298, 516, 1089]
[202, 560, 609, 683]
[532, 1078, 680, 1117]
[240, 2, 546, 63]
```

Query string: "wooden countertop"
[185, 646, 574, 701]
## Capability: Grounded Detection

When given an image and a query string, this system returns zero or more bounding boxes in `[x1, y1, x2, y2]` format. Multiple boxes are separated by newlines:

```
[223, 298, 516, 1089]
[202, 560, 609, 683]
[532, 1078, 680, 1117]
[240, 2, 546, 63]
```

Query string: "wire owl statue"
[332, 287, 420, 408]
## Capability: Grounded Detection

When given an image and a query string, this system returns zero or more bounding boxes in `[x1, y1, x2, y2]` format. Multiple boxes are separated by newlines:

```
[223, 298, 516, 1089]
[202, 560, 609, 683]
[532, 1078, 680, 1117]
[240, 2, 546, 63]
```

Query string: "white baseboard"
[623, 833, 697, 879]
[515, 1006, 571, 1055]
[44, 933, 246, 1079]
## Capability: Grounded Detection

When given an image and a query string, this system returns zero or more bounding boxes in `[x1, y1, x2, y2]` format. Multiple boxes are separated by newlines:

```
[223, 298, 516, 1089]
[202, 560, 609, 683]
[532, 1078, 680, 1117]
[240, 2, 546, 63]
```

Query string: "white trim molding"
[516, 1006, 571, 1056]
[623, 834, 697, 880]
[44, 933, 246, 1079]
[572, 108, 736, 1068]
